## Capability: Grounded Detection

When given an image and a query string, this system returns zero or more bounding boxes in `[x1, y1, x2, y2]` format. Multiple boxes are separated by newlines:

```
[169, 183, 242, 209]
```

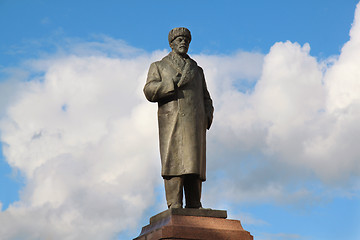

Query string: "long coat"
[144, 52, 213, 181]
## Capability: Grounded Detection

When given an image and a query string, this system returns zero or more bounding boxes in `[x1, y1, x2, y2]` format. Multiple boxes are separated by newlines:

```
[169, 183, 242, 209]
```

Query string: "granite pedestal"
[134, 208, 253, 240]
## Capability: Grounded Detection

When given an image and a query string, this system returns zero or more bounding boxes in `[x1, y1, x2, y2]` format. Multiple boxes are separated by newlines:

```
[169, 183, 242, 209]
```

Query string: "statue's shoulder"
[149, 59, 162, 72]
[153, 54, 174, 71]
[188, 57, 198, 65]
[158, 54, 172, 65]
[189, 57, 203, 72]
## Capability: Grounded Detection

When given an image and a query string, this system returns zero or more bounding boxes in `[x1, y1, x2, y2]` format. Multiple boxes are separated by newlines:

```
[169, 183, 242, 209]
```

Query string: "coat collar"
[169, 51, 189, 61]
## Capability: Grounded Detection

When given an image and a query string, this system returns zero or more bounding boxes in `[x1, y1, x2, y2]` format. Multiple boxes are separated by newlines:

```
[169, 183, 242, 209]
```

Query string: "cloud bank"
[0, 42, 166, 239]
[1, 3, 360, 239]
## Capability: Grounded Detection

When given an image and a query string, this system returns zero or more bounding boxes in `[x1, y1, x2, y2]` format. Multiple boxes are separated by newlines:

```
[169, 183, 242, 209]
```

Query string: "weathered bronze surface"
[144, 27, 214, 209]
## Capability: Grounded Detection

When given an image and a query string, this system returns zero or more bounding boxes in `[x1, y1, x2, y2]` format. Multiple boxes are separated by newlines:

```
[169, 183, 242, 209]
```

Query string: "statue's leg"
[164, 176, 183, 208]
[184, 174, 202, 208]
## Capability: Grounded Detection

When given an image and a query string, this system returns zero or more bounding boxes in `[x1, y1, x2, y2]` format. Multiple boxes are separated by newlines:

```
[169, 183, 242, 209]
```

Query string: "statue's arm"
[201, 68, 214, 130]
[144, 62, 175, 102]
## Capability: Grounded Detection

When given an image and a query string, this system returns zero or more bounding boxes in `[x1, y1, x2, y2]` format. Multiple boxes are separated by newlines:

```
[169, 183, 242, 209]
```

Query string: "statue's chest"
[160, 62, 200, 87]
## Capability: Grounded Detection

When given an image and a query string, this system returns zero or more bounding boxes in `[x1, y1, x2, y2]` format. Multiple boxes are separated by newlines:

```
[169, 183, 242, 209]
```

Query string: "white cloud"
[0, 68, 26, 117]
[206, 4, 360, 181]
[230, 211, 268, 226]
[198, 3, 360, 207]
[0, 41, 167, 239]
[1, 3, 360, 239]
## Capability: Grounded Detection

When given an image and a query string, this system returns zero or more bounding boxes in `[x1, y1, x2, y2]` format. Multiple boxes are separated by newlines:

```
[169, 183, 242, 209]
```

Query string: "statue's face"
[170, 36, 190, 56]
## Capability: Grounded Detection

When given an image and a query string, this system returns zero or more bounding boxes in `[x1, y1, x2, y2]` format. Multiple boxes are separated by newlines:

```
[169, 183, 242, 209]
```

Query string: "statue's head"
[168, 27, 191, 56]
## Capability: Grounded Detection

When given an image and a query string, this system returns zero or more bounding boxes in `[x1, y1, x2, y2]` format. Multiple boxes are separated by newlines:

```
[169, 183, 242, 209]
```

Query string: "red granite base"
[134, 213, 253, 240]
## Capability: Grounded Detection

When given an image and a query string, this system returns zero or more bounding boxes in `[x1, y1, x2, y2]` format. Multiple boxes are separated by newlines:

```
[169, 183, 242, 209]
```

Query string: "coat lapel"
[163, 52, 197, 87]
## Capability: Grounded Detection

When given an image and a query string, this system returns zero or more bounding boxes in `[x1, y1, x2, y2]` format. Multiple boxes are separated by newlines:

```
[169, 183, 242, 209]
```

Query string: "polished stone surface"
[150, 208, 227, 224]
[134, 211, 253, 240]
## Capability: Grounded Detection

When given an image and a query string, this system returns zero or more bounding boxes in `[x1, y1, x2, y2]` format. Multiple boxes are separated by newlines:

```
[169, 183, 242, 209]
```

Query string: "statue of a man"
[144, 27, 214, 209]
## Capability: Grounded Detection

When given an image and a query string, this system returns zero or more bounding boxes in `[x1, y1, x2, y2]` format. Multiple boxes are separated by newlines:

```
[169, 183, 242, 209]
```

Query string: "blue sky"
[0, 0, 357, 62]
[0, 1, 359, 240]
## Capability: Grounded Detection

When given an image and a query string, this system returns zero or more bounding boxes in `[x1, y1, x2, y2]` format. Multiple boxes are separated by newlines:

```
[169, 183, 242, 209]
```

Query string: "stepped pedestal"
[134, 208, 253, 240]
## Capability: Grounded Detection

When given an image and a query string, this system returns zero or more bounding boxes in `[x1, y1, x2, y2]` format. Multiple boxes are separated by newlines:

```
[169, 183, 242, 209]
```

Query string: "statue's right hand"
[172, 73, 181, 84]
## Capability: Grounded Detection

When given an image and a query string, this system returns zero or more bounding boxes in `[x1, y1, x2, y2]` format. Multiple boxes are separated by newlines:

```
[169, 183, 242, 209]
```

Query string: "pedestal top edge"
[150, 208, 227, 224]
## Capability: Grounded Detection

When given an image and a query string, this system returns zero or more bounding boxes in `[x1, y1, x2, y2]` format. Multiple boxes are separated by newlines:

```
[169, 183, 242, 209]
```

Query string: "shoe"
[169, 203, 182, 209]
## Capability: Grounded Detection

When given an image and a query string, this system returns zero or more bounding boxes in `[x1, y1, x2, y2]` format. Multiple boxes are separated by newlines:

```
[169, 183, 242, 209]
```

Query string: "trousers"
[164, 174, 202, 209]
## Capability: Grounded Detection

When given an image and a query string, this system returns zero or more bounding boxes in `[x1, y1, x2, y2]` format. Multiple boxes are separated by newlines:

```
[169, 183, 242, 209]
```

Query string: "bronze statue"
[144, 27, 214, 209]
